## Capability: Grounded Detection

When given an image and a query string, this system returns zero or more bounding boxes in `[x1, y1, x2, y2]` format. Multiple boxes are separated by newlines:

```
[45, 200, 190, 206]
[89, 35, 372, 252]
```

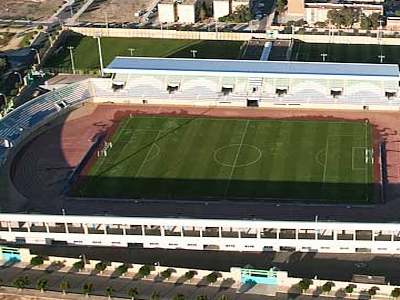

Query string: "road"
[8, 244, 400, 285]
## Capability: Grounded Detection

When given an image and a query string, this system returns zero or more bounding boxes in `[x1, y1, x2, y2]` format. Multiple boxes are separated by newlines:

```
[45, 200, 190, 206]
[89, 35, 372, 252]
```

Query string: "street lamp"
[79, 254, 87, 270]
[67, 46, 76, 74]
[61, 208, 66, 216]
[127, 48, 136, 56]
[320, 53, 328, 62]
[378, 55, 385, 63]
[190, 49, 198, 58]
[31, 48, 41, 65]
[94, 34, 104, 77]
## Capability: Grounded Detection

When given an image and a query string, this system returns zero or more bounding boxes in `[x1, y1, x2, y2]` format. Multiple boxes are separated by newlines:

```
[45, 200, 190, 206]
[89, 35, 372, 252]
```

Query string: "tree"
[218, 296, 230, 300]
[127, 287, 139, 300]
[13, 276, 30, 290]
[173, 294, 185, 300]
[138, 265, 151, 278]
[344, 285, 355, 298]
[160, 269, 172, 280]
[83, 282, 93, 297]
[369, 13, 382, 29]
[116, 264, 128, 275]
[60, 280, 70, 295]
[106, 286, 115, 300]
[206, 273, 218, 284]
[73, 260, 85, 271]
[197, 295, 208, 300]
[395, 10, 400, 17]
[368, 287, 379, 298]
[360, 15, 372, 30]
[36, 277, 48, 292]
[95, 261, 107, 273]
[391, 288, 400, 299]
[297, 279, 312, 293]
[184, 270, 195, 282]
[30, 255, 44, 267]
[151, 291, 160, 300]
[37, 25, 43, 30]
[321, 282, 334, 294]
[327, 8, 359, 28]
[218, 5, 252, 23]
[276, 0, 288, 14]
[199, 2, 209, 21]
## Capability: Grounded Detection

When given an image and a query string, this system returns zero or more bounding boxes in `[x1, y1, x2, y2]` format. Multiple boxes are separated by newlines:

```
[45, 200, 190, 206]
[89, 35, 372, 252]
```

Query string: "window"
[92, 241, 101, 244]
[150, 243, 159, 246]
[245, 245, 254, 248]
[112, 242, 121, 245]
[385, 91, 397, 99]
[302, 247, 311, 250]
[275, 87, 288, 96]
[73, 241, 83, 244]
[321, 247, 330, 250]
[221, 85, 234, 95]
[169, 243, 178, 246]
[225, 245, 235, 248]
[167, 84, 179, 94]
[340, 247, 349, 250]
[330, 88, 343, 98]
[187, 244, 197, 246]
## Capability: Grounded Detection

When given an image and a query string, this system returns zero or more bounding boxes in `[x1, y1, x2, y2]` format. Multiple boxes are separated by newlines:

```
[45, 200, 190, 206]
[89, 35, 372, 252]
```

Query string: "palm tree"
[127, 287, 139, 300]
[36, 277, 48, 292]
[60, 280, 70, 295]
[151, 291, 160, 300]
[83, 282, 93, 298]
[197, 295, 208, 300]
[106, 286, 115, 300]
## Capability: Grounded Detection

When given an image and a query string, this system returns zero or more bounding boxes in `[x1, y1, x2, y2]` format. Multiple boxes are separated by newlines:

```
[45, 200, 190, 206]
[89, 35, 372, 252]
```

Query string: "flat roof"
[104, 57, 399, 80]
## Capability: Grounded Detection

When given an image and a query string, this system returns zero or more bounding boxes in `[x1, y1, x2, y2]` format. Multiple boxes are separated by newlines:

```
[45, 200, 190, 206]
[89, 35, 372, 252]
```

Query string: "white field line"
[223, 120, 250, 198]
[322, 138, 330, 183]
[352, 147, 367, 171]
[135, 130, 162, 178]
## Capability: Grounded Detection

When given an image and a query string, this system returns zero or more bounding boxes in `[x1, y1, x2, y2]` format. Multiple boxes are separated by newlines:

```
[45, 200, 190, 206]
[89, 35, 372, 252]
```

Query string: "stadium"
[1, 56, 400, 254]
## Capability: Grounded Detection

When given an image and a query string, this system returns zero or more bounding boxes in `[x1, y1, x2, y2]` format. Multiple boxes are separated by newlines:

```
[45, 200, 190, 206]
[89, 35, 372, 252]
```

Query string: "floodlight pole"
[320, 53, 327, 62]
[378, 19, 384, 43]
[190, 49, 198, 58]
[128, 48, 136, 56]
[378, 55, 385, 63]
[105, 12, 109, 36]
[94, 35, 105, 77]
[67, 46, 76, 74]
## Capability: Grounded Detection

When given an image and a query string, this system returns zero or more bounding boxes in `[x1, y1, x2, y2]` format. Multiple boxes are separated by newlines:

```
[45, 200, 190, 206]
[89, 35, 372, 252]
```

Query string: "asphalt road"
[9, 244, 400, 285]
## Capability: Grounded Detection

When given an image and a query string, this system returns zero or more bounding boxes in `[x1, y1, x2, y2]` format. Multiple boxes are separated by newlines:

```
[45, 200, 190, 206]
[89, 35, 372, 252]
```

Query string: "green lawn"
[73, 117, 374, 203]
[44, 34, 244, 71]
[291, 41, 400, 65]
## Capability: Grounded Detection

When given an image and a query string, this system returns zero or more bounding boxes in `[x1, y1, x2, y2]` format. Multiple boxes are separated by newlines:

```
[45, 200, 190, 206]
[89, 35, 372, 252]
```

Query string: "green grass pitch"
[44, 34, 244, 71]
[73, 117, 374, 202]
[291, 41, 400, 65]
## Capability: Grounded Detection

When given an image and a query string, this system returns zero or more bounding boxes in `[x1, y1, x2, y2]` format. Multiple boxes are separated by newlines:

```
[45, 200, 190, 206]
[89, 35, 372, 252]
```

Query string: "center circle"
[214, 144, 262, 167]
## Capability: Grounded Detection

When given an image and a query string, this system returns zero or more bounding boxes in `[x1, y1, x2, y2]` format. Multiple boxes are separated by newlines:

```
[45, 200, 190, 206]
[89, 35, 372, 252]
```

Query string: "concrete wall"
[177, 3, 197, 23]
[65, 26, 400, 45]
[213, 0, 230, 19]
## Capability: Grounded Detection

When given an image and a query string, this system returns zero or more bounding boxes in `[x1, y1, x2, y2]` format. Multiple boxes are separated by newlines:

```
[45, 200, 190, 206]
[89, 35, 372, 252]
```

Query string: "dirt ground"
[79, 0, 148, 23]
[0, 0, 64, 21]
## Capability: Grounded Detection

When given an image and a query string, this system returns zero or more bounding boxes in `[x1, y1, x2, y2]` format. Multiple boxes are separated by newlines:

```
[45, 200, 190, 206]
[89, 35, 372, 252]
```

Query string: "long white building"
[1, 57, 400, 255]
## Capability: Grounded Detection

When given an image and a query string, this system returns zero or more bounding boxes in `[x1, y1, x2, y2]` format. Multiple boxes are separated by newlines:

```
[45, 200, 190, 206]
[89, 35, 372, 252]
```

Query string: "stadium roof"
[104, 57, 400, 80]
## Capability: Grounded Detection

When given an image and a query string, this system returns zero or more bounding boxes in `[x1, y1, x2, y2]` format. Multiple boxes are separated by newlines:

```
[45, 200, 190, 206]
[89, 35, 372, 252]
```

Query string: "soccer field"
[73, 117, 374, 202]
[290, 41, 400, 65]
[44, 34, 244, 71]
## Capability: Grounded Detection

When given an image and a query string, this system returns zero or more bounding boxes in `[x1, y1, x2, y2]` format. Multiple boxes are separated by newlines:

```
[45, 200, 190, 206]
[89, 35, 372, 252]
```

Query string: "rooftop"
[104, 57, 399, 80]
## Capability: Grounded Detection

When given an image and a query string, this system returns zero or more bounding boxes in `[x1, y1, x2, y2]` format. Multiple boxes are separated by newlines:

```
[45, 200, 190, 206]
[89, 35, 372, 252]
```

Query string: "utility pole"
[67, 46, 76, 74]
[94, 34, 104, 77]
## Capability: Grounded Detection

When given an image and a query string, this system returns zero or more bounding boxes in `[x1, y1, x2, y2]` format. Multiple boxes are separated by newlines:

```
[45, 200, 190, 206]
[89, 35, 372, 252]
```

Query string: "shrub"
[73, 260, 84, 270]
[184, 270, 195, 281]
[36, 277, 48, 292]
[345, 285, 355, 295]
[13, 276, 30, 290]
[95, 261, 107, 273]
[173, 294, 185, 300]
[30, 255, 44, 266]
[321, 282, 334, 294]
[205, 272, 218, 284]
[160, 269, 171, 279]
[83, 282, 93, 295]
[138, 265, 151, 277]
[391, 288, 400, 298]
[116, 264, 128, 275]
[297, 279, 312, 292]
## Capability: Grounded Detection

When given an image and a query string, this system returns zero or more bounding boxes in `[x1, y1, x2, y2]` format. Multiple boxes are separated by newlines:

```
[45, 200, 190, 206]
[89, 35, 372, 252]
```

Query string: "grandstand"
[0, 57, 400, 254]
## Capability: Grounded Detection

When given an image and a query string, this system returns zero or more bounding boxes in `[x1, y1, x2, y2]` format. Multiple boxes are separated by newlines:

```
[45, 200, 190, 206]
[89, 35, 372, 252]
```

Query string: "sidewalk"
[0, 263, 263, 300]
